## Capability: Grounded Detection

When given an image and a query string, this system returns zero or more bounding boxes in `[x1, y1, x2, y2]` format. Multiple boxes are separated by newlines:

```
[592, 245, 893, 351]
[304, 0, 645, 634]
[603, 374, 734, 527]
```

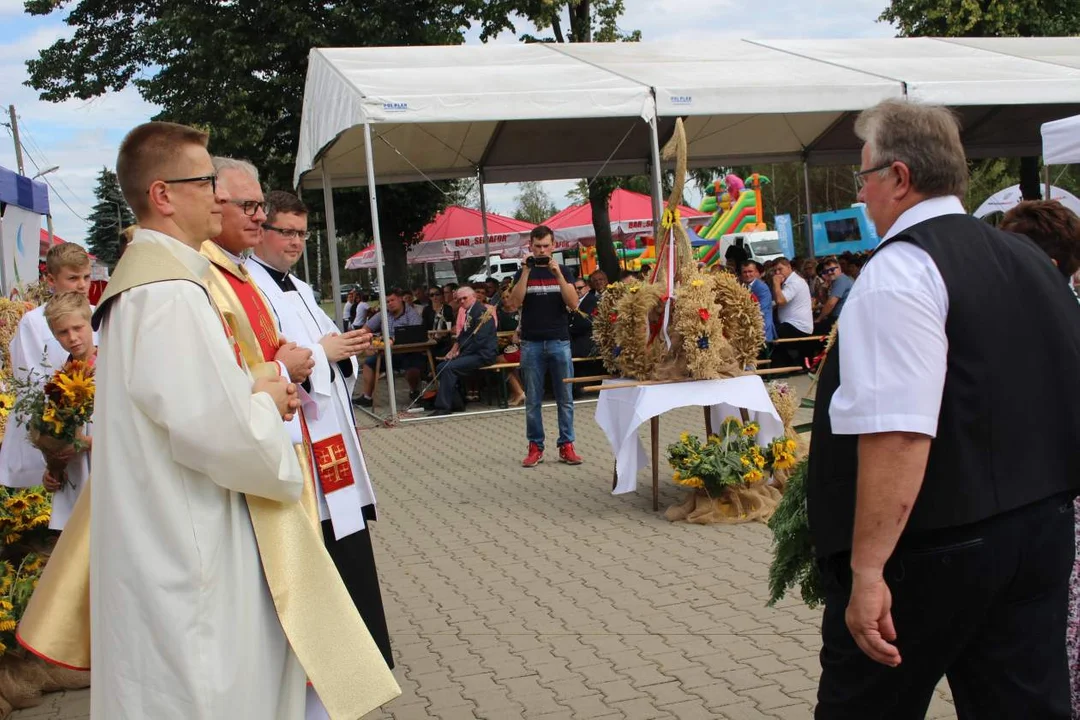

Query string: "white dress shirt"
[778, 271, 813, 333]
[829, 195, 965, 437]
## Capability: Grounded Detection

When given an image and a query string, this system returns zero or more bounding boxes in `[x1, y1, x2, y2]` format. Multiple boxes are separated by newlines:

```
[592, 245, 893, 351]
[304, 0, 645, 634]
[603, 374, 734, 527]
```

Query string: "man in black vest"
[808, 99, 1080, 719]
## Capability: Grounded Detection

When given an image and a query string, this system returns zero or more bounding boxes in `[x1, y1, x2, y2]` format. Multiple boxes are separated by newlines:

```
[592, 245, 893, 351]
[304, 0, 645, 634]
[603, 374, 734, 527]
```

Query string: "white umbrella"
[973, 184, 1080, 219]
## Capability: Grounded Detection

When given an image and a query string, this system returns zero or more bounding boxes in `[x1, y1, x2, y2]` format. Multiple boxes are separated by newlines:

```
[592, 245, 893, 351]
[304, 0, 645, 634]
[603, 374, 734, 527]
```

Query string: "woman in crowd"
[495, 290, 525, 406]
[999, 199, 1080, 714]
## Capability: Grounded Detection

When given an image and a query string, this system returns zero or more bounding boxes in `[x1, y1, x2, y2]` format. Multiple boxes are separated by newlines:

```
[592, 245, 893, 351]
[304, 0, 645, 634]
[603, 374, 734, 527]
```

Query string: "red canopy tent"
[406, 206, 535, 263]
[543, 188, 711, 248]
[345, 245, 377, 270]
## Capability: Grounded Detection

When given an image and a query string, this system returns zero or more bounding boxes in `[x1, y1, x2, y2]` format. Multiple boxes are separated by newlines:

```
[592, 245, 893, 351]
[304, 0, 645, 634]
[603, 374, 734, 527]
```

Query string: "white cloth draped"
[595, 376, 783, 495]
[91, 230, 307, 720]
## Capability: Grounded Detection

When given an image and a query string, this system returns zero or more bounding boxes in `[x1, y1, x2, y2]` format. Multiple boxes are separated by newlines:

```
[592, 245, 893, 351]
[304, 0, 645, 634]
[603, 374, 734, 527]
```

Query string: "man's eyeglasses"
[152, 174, 217, 194]
[822, 266, 841, 277]
[854, 163, 893, 190]
[263, 223, 312, 240]
[575, 284, 586, 291]
[228, 200, 268, 217]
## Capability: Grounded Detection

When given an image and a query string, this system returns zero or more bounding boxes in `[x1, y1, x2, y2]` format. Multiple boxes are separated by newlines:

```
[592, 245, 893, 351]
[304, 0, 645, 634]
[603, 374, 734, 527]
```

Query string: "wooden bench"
[769, 334, 827, 345]
[480, 356, 601, 408]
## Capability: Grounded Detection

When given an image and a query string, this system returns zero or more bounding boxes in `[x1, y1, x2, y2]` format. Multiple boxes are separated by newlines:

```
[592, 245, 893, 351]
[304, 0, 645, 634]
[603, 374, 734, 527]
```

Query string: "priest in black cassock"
[247, 190, 394, 669]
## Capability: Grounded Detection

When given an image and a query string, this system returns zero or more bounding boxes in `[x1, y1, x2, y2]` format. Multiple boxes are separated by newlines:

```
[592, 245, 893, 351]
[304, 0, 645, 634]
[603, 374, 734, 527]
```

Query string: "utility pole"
[8, 106, 24, 176]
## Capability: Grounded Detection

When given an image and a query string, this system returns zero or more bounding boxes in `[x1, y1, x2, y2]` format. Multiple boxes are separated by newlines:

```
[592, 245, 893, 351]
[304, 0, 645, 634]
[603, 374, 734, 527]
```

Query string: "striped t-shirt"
[514, 265, 576, 341]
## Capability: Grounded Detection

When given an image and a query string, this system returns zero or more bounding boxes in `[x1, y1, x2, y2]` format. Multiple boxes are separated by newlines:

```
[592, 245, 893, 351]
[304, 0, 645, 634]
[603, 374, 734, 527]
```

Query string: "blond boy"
[0, 244, 93, 489]
[40, 291, 94, 527]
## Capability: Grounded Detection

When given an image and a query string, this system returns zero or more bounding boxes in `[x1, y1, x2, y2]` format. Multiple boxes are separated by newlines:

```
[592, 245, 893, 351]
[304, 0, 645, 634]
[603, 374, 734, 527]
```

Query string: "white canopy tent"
[295, 37, 1080, 420]
[973, 183, 1080, 219]
[1043, 115, 1080, 165]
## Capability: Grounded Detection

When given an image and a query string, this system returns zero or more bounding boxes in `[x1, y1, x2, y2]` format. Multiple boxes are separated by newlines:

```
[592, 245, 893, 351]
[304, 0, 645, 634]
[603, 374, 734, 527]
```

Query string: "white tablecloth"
[594, 376, 783, 495]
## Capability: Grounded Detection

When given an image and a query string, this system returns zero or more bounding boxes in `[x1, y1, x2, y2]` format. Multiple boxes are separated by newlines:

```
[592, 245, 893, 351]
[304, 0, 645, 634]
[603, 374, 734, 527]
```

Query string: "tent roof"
[544, 188, 709, 244]
[296, 44, 655, 189]
[407, 205, 535, 263]
[296, 37, 1080, 190]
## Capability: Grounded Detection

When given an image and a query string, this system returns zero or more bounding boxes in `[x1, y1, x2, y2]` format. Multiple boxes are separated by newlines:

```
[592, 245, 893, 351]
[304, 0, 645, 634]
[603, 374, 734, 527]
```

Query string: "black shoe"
[409, 390, 421, 401]
[354, 395, 373, 408]
[429, 408, 452, 417]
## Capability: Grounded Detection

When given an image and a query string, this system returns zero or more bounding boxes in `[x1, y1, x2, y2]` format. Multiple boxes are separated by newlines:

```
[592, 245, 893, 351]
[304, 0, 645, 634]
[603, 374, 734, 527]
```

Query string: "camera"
[526, 256, 551, 268]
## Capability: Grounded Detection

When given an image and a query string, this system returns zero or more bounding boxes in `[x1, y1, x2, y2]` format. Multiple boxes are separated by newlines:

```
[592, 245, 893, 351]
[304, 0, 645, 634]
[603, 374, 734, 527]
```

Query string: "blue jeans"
[520, 339, 574, 449]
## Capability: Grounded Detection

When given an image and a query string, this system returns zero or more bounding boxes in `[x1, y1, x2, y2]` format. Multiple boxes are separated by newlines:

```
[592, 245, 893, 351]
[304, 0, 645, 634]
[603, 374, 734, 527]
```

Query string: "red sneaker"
[522, 442, 544, 468]
[558, 442, 583, 465]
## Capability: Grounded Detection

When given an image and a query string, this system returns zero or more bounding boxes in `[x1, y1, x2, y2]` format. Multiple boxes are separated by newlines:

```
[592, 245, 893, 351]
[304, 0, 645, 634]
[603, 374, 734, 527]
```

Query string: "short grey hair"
[455, 286, 476, 299]
[854, 99, 968, 199]
[212, 156, 260, 183]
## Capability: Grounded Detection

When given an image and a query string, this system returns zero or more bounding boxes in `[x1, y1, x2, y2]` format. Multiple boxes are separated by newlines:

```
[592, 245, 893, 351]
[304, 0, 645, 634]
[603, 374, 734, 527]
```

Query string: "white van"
[468, 255, 522, 283]
[717, 231, 787, 265]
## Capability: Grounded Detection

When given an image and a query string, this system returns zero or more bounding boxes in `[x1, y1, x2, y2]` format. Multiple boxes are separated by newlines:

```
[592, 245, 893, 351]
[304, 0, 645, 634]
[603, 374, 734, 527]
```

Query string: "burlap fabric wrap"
[665, 383, 802, 525]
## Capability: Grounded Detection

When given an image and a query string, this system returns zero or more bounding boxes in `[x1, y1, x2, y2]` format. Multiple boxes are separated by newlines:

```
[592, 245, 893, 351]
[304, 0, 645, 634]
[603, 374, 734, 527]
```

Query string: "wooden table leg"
[426, 349, 437, 379]
[704, 406, 713, 437]
[651, 415, 660, 512]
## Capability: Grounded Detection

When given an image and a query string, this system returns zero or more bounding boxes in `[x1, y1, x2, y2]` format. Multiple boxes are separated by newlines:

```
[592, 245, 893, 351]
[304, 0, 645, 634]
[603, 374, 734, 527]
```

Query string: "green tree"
[84, 168, 135, 268]
[513, 181, 558, 224]
[475, 0, 640, 43]
[880, 0, 1080, 37]
[880, 0, 1080, 201]
[22, 0, 486, 289]
[473, 1, 639, 279]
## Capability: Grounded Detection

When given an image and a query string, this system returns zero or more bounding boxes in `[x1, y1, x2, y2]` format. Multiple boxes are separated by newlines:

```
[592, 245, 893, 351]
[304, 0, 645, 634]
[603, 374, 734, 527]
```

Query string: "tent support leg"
[804, 162, 815, 260]
[478, 169, 491, 264]
[362, 121, 398, 421]
[321, 164, 345, 328]
[1044, 165, 1052, 200]
[648, 116, 663, 244]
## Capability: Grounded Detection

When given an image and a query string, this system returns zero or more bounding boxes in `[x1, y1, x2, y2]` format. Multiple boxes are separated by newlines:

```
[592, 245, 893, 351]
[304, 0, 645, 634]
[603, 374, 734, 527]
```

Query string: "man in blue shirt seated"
[354, 288, 424, 407]
[739, 260, 776, 343]
[813, 256, 855, 334]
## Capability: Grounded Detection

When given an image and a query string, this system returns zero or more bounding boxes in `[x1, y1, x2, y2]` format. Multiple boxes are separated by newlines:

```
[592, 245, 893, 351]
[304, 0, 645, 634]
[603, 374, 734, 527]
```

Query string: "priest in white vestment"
[0, 243, 93, 492]
[92, 123, 308, 719]
[248, 190, 394, 667]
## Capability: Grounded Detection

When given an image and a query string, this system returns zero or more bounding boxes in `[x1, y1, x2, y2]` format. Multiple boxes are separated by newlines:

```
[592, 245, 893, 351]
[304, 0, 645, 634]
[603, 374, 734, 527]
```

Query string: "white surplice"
[91, 230, 307, 720]
[246, 256, 377, 539]
[48, 418, 89, 530]
[0, 306, 65, 488]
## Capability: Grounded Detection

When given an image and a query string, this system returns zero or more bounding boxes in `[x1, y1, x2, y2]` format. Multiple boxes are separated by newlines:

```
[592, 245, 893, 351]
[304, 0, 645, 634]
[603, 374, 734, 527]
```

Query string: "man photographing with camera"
[508, 225, 583, 468]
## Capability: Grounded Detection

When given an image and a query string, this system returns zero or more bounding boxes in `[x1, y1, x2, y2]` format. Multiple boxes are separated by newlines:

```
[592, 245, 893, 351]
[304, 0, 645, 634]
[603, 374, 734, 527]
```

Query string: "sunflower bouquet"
[0, 374, 14, 446]
[664, 416, 793, 524]
[10, 359, 95, 492]
[0, 487, 52, 659]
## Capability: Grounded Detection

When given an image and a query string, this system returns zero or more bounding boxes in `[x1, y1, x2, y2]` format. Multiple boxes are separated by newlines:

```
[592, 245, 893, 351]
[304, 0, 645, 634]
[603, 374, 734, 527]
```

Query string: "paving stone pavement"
[17, 377, 957, 719]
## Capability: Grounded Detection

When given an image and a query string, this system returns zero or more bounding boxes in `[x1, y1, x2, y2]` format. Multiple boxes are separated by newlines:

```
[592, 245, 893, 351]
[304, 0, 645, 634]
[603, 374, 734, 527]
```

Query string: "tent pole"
[362, 121, 398, 421]
[1044, 165, 1051, 200]
[648, 117, 663, 245]
[478, 169, 491, 268]
[803, 161, 815, 260]
[302, 230, 312, 284]
[320, 166, 345, 326]
[0, 216, 7, 297]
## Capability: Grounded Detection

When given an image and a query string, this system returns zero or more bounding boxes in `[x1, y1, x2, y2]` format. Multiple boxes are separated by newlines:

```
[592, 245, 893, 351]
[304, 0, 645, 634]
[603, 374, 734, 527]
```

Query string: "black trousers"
[321, 516, 394, 669]
[434, 355, 487, 410]
[776, 321, 813, 366]
[816, 495, 1075, 719]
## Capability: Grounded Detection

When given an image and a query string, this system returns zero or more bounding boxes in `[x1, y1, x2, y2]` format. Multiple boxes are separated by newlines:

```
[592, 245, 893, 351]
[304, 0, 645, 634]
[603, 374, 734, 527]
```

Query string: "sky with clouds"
[0, 0, 895, 246]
